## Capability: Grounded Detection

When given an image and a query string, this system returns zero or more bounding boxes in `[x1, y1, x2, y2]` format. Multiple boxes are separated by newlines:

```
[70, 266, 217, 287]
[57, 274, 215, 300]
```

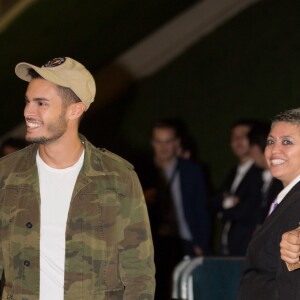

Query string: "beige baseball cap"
[15, 57, 96, 111]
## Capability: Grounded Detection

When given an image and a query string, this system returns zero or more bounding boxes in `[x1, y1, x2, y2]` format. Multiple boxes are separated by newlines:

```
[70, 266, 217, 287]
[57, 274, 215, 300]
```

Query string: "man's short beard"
[25, 131, 65, 145]
[25, 110, 67, 145]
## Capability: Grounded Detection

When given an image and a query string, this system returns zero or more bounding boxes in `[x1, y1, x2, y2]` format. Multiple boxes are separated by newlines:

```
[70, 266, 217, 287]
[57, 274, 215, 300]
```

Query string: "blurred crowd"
[133, 117, 282, 300]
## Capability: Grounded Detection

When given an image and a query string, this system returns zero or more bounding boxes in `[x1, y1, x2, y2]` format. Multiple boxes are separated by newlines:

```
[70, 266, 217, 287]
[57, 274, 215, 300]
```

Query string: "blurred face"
[151, 127, 180, 163]
[250, 144, 267, 169]
[24, 78, 69, 144]
[230, 125, 251, 161]
[265, 121, 300, 187]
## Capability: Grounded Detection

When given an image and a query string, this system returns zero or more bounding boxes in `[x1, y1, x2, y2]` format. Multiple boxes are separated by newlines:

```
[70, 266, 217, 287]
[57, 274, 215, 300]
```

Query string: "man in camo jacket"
[0, 57, 155, 299]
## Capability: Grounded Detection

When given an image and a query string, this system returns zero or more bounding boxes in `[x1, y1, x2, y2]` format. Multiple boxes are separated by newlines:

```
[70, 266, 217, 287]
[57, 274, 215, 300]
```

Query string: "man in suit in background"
[139, 118, 211, 299]
[248, 122, 283, 225]
[214, 120, 263, 256]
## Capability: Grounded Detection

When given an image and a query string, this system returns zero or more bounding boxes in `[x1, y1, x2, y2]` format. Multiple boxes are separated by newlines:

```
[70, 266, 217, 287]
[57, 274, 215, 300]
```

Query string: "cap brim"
[15, 62, 37, 82]
[15, 62, 71, 88]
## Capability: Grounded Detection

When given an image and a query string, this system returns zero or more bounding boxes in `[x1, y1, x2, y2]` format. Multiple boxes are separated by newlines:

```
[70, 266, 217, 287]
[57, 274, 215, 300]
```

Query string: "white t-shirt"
[36, 150, 84, 300]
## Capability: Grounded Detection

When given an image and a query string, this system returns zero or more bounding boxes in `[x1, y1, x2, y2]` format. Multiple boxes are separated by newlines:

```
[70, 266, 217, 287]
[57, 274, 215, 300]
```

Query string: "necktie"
[268, 201, 278, 216]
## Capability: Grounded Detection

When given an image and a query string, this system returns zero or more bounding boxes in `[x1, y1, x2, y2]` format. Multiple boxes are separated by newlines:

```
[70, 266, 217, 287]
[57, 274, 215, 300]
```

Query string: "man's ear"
[175, 137, 181, 148]
[69, 102, 86, 120]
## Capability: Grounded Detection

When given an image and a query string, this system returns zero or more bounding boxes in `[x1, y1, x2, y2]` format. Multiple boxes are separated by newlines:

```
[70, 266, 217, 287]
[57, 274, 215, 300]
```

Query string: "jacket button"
[23, 260, 30, 267]
[26, 222, 32, 228]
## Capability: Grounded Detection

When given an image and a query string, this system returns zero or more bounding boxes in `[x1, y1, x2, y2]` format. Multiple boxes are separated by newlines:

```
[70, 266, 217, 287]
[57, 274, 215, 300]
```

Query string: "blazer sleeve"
[238, 185, 300, 299]
[181, 160, 211, 253]
[222, 167, 263, 222]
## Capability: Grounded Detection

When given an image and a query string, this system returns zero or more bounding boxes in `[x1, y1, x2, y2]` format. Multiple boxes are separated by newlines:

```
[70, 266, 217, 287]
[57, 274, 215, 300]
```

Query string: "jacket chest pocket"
[2, 186, 39, 236]
[67, 191, 119, 246]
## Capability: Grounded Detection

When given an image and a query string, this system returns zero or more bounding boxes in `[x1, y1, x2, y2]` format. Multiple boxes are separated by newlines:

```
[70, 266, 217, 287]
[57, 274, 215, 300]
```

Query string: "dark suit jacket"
[178, 158, 211, 253]
[260, 178, 283, 223]
[214, 163, 263, 255]
[139, 158, 211, 254]
[238, 181, 300, 299]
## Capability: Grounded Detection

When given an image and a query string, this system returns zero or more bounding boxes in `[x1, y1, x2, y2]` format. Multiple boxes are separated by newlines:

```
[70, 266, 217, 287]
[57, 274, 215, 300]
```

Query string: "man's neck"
[239, 156, 251, 165]
[38, 135, 84, 169]
[155, 156, 177, 171]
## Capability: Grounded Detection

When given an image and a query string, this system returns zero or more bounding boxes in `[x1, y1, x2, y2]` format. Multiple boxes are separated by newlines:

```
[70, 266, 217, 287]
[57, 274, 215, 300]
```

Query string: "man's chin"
[26, 132, 64, 145]
[25, 135, 55, 145]
[26, 136, 46, 144]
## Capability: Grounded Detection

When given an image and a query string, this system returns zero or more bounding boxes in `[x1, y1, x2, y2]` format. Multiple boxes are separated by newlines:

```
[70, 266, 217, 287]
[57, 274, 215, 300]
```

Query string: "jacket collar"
[253, 180, 300, 239]
[10, 135, 108, 189]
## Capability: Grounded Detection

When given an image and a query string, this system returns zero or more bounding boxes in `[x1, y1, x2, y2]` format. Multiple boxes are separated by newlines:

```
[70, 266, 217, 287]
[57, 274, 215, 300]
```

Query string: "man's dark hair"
[151, 118, 188, 139]
[248, 122, 271, 152]
[230, 119, 258, 131]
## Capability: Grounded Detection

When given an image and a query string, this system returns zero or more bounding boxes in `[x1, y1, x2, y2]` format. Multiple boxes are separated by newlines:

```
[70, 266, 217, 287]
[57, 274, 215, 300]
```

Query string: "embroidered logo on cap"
[43, 57, 66, 68]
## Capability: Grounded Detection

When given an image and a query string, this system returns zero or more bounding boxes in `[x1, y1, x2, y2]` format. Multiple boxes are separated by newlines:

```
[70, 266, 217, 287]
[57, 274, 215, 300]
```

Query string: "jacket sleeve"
[184, 163, 211, 253]
[238, 187, 300, 300]
[238, 243, 300, 299]
[221, 171, 263, 222]
[0, 224, 3, 282]
[0, 188, 3, 281]
[117, 170, 155, 299]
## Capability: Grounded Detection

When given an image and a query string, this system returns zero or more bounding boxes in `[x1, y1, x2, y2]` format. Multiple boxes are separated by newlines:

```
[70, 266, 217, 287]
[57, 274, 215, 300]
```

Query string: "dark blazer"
[238, 181, 300, 299]
[139, 158, 211, 254]
[178, 158, 211, 253]
[260, 178, 283, 223]
[214, 163, 263, 255]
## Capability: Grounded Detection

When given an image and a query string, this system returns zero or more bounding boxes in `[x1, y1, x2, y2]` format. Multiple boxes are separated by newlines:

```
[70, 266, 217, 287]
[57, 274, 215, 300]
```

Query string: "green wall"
[81, 0, 300, 190]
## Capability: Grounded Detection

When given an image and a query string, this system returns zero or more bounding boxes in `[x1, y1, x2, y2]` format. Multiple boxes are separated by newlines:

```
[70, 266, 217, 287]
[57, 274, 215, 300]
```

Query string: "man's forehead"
[232, 125, 250, 134]
[153, 127, 177, 138]
[25, 78, 62, 101]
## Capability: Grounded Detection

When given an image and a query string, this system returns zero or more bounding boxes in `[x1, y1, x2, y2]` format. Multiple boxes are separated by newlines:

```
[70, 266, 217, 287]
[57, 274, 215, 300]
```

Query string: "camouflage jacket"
[0, 136, 155, 300]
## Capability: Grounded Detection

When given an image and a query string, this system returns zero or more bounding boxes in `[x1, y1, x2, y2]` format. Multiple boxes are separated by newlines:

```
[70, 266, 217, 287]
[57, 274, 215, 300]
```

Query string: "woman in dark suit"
[238, 108, 300, 299]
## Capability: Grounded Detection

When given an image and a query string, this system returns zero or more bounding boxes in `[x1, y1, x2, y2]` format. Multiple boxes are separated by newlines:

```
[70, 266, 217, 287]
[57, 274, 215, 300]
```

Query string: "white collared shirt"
[274, 174, 300, 205]
[223, 160, 254, 209]
[262, 169, 273, 194]
[164, 160, 193, 241]
[230, 159, 254, 194]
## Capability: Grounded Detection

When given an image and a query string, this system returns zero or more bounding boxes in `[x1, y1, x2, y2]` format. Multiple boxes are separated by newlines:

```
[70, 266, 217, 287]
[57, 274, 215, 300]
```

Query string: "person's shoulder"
[0, 144, 34, 164]
[178, 158, 203, 171]
[82, 136, 134, 172]
[249, 163, 263, 174]
[0, 144, 36, 175]
[98, 148, 134, 171]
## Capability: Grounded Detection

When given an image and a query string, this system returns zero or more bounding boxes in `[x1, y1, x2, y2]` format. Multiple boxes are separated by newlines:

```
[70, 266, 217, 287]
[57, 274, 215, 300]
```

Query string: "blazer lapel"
[234, 164, 255, 195]
[253, 181, 300, 239]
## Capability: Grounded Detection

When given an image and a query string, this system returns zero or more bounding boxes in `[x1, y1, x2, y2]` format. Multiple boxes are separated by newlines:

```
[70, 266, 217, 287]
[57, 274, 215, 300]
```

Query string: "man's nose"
[24, 102, 35, 116]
